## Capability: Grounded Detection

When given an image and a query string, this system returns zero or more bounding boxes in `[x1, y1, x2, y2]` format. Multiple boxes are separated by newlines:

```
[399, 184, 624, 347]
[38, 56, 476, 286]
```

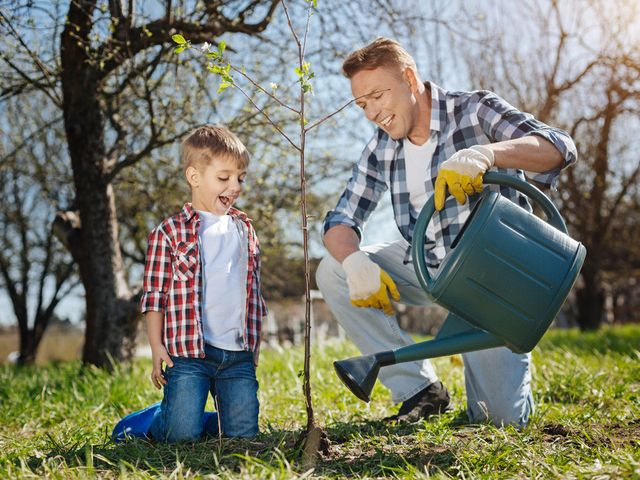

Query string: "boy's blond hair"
[181, 124, 250, 172]
[342, 37, 417, 78]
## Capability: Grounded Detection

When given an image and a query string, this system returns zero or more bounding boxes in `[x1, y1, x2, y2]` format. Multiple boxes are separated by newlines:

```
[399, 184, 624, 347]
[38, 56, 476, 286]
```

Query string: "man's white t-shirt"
[404, 135, 437, 211]
[197, 210, 244, 351]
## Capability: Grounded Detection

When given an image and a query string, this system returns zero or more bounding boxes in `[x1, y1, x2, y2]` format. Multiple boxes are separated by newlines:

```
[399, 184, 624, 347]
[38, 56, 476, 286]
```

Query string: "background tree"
[0, 94, 78, 364]
[458, 0, 640, 329]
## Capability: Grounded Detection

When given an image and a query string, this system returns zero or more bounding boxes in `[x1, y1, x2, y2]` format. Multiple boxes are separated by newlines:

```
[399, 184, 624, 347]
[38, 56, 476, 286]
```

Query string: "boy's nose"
[229, 178, 243, 191]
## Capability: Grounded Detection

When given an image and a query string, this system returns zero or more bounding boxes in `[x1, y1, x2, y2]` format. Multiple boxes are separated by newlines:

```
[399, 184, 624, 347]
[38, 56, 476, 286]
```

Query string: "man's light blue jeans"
[149, 344, 259, 442]
[316, 239, 533, 428]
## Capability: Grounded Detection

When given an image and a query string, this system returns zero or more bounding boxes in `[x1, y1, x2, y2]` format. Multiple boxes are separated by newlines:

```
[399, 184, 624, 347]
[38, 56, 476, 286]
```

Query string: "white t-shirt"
[404, 135, 437, 212]
[404, 136, 438, 245]
[197, 210, 244, 350]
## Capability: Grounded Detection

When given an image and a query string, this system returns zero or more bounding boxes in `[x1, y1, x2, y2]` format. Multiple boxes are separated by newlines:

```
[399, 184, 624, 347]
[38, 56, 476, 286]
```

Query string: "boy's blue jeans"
[149, 344, 259, 442]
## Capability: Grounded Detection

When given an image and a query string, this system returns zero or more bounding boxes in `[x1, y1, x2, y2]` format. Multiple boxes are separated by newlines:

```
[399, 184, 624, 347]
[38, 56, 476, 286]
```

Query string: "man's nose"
[365, 104, 380, 123]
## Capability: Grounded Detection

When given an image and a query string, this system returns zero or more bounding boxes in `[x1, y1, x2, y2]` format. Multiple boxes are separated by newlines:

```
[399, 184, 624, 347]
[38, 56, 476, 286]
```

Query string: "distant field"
[0, 328, 84, 364]
[1, 324, 639, 478]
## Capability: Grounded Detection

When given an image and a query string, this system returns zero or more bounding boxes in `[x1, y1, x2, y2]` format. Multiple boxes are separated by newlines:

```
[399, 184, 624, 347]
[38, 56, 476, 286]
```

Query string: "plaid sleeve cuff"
[140, 291, 165, 313]
[525, 129, 577, 189]
[322, 210, 363, 240]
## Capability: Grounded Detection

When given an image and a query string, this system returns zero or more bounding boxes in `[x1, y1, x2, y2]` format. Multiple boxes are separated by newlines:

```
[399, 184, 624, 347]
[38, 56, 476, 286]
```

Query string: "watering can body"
[334, 172, 586, 402]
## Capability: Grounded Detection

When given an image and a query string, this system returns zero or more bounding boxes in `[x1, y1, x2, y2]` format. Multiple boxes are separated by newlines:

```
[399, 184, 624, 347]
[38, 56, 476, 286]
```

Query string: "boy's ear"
[185, 166, 200, 188]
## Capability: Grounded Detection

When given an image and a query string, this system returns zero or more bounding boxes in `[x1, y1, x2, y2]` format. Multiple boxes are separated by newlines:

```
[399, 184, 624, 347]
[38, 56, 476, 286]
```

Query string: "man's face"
[188, 157, 246, 215]
[350, 65, 419, 141]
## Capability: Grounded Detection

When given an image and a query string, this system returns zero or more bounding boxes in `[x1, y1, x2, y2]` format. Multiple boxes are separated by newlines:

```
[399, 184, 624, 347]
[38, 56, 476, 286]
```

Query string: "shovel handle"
[412, 171, 567, 291]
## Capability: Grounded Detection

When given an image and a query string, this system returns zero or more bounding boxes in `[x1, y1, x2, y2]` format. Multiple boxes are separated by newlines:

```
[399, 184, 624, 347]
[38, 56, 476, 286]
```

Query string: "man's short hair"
[181, 124, 250, 172]
[342, 37, 417, 78]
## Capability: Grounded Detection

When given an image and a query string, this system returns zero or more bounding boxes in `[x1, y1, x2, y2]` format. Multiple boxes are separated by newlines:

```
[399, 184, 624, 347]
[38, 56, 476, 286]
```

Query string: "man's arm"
[323, 224, 361, 262]
[487, 136, 563, 172]
[434, 92, 577, 210]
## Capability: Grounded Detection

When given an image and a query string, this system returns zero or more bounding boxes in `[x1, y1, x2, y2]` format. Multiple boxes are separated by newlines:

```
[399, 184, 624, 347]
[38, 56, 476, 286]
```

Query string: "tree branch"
[99, 0, 280, 77]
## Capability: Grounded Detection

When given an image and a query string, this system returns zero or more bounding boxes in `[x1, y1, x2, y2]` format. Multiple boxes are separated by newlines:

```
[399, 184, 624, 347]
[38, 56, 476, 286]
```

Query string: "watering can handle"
[412, 171, 568, 290]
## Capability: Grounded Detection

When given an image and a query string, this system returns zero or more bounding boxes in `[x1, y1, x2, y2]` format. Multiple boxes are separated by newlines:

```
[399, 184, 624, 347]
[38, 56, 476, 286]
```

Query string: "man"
[316, 37, 576, 427]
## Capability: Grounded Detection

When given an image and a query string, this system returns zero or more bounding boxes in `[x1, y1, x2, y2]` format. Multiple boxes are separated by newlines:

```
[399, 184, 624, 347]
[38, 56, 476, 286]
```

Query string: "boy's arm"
[140, 226, 174, 388]
[146, 310, 174, 389]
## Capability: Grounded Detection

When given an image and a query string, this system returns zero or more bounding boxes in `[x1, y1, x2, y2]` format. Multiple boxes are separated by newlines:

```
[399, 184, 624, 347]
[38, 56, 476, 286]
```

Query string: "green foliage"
[1, 325, 639, 478]
[171, 34, 191, 53]
[294, 62, 315, 94]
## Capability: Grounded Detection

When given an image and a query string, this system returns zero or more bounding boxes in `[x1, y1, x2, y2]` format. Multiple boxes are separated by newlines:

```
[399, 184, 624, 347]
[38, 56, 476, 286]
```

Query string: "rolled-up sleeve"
[140, 226, 171, 313]
[322, 136, 388, 239]
[476, 92, 577, 187]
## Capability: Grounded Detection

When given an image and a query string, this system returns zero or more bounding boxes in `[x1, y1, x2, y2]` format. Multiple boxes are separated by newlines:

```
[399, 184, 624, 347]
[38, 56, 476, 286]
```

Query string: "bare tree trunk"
[575, 264, 605, 330]
[60, 1, 138, 367]
[17, 314, 48, 365]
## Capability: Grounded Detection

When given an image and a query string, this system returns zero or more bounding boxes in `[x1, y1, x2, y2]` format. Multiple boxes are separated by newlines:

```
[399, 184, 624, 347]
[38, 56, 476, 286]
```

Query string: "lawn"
[1, 325, 639, 479]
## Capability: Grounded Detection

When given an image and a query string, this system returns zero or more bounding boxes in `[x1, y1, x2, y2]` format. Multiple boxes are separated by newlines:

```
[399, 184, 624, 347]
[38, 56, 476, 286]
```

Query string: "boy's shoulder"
[149, 204, 195, 240]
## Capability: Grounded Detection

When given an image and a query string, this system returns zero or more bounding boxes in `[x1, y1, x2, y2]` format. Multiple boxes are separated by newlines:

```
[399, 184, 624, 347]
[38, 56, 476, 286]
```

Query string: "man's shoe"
[387, 381, 451, 423]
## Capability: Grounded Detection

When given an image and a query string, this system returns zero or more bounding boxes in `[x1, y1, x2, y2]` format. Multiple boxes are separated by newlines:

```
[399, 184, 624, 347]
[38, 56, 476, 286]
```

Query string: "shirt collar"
[181, 202, 198, 223]
[427, 81, 446, 133]
[180, 202, 250, 223]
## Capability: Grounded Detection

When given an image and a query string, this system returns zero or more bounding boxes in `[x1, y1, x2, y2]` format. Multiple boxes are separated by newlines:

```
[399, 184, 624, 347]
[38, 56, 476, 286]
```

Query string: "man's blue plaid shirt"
[323, 82, 577, 269]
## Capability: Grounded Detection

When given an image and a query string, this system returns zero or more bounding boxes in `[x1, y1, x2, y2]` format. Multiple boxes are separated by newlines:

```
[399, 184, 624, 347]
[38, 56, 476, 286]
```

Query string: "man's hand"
[342, 251, 400, 316]
[434, 145, 494, 210]
[150, 343, 174, 389]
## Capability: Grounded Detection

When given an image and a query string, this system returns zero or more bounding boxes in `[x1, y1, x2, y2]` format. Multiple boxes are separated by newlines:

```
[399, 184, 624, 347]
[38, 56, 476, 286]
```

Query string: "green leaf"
[174, 45, 187, 54]
[218, 40, 226, 54]
[172, 34, 186, 45]
[218, 82, 232, 94]
[206, 51, 220, 59]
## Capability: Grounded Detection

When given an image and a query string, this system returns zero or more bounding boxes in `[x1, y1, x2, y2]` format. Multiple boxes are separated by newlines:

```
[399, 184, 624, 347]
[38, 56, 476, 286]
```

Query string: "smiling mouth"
[219, 195, 234, 208]
[379, 114, 394, 127]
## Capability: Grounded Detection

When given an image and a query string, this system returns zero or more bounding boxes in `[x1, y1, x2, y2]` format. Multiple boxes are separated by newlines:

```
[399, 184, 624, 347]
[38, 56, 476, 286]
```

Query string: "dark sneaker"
[386, 381, 451, 423]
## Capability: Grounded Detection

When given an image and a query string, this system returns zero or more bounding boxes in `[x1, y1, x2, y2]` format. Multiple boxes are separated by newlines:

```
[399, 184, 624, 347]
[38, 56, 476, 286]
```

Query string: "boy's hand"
[150, 344, 174, 389]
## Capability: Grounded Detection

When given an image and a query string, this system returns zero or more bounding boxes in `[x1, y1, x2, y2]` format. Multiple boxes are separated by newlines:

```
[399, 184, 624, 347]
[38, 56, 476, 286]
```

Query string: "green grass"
[1, 325, 639, 478]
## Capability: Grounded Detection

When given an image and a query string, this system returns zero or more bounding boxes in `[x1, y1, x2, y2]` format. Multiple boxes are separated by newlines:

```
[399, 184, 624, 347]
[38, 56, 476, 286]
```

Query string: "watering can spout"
[333, 314, 505, 402]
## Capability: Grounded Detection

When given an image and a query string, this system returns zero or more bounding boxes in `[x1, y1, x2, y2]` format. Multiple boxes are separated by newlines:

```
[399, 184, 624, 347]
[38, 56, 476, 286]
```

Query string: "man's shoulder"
[442, 87, 497, 107]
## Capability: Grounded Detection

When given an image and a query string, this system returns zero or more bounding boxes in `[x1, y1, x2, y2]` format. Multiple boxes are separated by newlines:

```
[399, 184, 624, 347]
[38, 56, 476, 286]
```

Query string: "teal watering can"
[334, 172, 586, 402]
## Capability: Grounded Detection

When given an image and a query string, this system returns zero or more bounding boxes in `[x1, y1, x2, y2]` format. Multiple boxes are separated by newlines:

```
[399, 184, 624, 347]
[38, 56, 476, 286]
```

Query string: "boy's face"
[186, 157, 246, 215]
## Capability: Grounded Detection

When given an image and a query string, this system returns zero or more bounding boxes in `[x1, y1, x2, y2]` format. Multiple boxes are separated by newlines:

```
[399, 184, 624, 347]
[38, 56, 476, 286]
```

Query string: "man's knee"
[315, 254, 343, 293]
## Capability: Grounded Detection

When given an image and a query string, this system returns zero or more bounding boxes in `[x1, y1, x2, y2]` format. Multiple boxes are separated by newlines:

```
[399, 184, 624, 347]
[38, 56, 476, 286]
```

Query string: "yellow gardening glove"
[342, 251, 401, 316]
[434, 145, 495, 211]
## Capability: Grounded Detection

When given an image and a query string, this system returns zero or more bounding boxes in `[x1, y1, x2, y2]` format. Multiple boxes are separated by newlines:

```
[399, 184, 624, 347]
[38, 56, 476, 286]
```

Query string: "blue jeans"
[149, 344, 259, 442]
[316, 239, 533, 428]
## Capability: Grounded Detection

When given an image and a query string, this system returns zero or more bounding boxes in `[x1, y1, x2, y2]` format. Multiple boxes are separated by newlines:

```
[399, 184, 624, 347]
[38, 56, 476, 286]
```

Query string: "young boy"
[113, 125, 266, 443]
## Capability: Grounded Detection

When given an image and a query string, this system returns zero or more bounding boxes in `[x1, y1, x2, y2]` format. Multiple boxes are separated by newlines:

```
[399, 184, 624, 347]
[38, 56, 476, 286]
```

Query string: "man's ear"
[185, 166, 200, 188]
[402, 67, 420, 94]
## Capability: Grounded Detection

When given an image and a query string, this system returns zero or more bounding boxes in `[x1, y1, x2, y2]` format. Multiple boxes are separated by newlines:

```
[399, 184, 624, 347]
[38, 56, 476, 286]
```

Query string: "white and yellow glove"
[434, 145, 495, 211]
[342, 251, 400, 316]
